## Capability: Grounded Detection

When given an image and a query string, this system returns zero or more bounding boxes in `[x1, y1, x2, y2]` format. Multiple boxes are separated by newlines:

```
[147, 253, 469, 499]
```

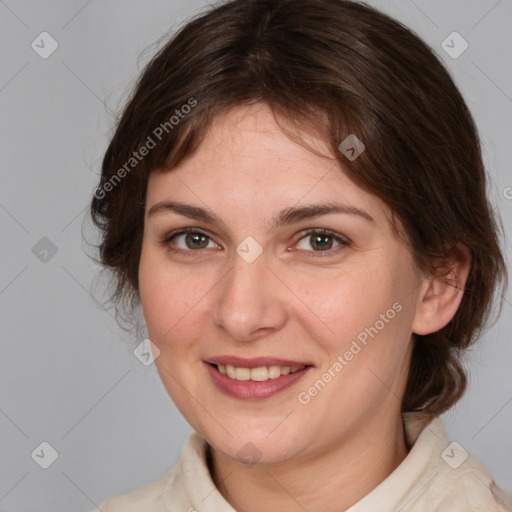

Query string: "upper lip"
[205, 356, 312, 368]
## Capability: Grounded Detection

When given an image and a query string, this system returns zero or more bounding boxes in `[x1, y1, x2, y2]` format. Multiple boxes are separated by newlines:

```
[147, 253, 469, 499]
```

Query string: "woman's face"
[138, 103, 425, 465]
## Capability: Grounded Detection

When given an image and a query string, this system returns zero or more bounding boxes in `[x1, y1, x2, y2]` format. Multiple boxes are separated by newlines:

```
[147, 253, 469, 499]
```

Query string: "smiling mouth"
[208, 363, 308, 382]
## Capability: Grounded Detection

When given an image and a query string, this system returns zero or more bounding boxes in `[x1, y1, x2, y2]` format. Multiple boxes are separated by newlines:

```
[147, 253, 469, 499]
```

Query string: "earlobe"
[412, 244, 472, 336]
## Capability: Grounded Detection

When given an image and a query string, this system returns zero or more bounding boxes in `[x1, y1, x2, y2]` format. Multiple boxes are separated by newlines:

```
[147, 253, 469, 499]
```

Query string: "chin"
[201, 422, 311, 466]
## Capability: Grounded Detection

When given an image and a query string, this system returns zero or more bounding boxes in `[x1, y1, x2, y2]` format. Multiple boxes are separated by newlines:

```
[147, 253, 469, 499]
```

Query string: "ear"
[412, 243, 472, 336]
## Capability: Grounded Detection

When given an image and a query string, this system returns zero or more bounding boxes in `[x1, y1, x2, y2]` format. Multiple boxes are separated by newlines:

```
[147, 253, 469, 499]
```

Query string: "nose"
[211, 249, 287, 342]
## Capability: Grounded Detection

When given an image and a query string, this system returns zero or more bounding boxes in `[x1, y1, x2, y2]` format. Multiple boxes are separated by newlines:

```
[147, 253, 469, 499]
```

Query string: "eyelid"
[292, 228, 351, 256]
[160, 226, 351, 257]
[296, 228, 351, 244]
[159, 227, 222, 252]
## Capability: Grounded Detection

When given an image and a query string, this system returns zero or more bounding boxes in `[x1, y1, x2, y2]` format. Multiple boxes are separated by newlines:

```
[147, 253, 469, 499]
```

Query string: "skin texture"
[138, 103, 471, 511]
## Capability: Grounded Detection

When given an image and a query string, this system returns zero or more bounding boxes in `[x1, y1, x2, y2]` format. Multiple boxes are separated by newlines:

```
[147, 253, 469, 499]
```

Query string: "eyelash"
[159, 227, 351, 258]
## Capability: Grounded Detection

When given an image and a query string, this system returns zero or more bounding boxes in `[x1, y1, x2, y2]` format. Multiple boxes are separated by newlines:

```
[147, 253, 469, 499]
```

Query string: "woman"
[90, 0, 509, 510]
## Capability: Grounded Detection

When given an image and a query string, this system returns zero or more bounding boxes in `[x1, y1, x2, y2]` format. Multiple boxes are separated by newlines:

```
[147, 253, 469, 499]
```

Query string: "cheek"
[138, 248, 211, 348]
[293, 258, 417, 390]
[293, 265, 399, 349]
[139, 249, 178, 340]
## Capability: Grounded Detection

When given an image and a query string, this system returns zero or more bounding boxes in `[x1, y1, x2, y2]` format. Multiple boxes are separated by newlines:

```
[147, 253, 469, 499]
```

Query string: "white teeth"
[226, 364, 236, 379]
[235, 367, 251, 380]
[250, 367, 268, 381]
[268, 365, 281, 379]
[215, 363, 306, 381]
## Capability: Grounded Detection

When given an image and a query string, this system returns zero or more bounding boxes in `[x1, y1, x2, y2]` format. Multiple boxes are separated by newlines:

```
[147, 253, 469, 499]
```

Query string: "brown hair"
[90, 0, 507, 417]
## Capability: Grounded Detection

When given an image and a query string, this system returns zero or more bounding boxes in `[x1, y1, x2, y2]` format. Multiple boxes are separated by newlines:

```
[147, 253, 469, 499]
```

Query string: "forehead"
[146, 104, 392, 225]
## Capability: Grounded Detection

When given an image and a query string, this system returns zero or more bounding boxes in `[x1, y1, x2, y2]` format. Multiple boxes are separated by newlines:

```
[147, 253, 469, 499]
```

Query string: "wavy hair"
[90, 0, 507, 417]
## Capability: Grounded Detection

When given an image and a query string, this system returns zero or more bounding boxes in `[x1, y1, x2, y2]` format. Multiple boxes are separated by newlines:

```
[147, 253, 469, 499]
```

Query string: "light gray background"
[1, 1, 511, 510]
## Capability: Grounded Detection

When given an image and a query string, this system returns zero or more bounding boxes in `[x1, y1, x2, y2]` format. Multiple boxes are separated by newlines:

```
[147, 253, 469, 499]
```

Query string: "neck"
[208, 413, 409, 512]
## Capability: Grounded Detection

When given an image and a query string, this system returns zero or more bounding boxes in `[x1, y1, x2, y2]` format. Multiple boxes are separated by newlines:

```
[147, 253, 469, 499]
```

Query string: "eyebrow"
[147, 200, 375, 232]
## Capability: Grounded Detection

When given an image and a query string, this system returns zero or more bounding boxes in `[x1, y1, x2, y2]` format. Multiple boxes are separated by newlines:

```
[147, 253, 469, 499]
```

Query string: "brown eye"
[183, 232, 210, 249]
[162, 229, 218, 252]
[309, 233, 334, 251]
[296, 229, 349, 255]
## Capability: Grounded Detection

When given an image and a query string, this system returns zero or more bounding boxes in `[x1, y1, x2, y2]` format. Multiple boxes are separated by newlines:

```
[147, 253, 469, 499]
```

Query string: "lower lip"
[204, 362, 312, 399]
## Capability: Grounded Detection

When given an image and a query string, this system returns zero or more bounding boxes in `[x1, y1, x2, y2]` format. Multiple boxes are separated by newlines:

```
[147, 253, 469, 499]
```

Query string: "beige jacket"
[92, 415, 510, 511]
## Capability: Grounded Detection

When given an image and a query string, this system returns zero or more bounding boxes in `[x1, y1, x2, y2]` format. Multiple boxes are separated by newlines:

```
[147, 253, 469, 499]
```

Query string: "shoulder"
[89, 431, 211, 512]
[416, 458, 509, 511]
[399, 415, 510, 511]
[90, 466, 178, 512]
